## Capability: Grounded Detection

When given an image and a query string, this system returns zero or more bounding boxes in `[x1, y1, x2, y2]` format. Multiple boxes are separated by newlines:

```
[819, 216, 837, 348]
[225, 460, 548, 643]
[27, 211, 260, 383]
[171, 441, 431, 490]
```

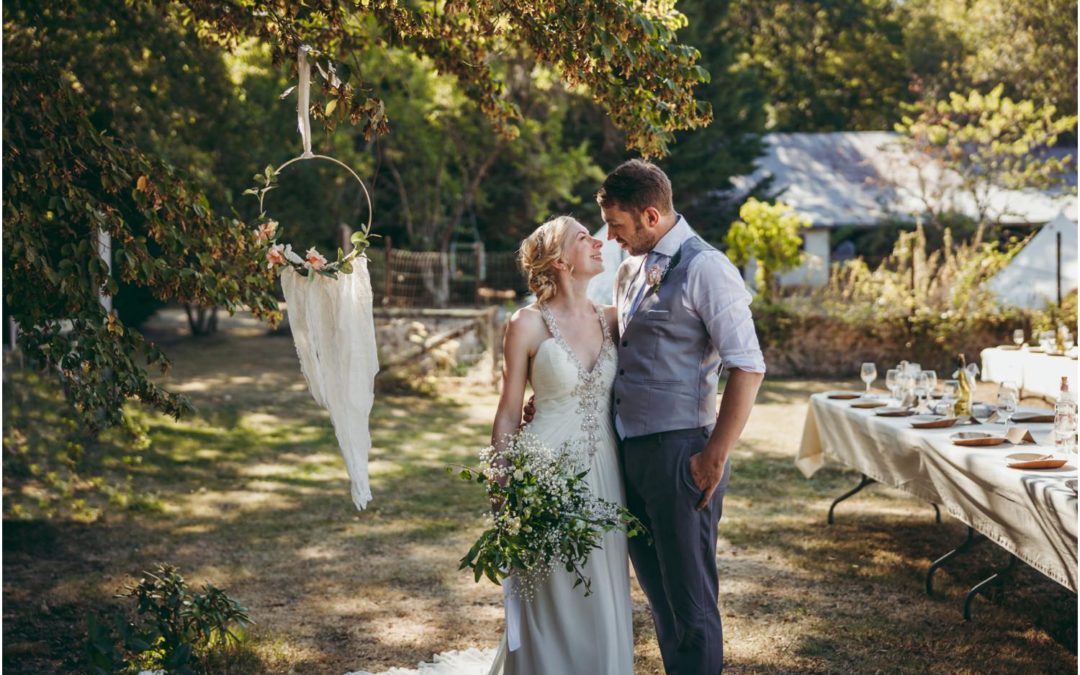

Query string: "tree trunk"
[184, 304, 219, 336]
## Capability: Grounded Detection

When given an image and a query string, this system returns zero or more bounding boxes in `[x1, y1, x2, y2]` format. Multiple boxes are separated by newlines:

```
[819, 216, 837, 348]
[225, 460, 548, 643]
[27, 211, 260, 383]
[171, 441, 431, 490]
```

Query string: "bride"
[350, 216, 633, 675]
[486, 215, 633, 674]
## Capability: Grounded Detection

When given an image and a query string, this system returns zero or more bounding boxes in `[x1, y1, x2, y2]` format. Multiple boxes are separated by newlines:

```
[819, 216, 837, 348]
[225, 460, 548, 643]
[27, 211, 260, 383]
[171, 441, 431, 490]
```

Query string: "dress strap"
[594, 303, 613, 347]
[538, 302, 560, 340]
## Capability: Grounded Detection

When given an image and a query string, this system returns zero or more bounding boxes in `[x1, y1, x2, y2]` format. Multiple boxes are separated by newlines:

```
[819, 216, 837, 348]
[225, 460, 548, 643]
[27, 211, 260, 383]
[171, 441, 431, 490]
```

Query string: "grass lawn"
[3, 323, 1077, 673]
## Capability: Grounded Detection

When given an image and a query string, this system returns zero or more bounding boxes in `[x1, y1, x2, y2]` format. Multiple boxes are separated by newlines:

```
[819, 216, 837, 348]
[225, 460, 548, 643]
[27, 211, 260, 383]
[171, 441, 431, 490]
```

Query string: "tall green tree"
[3, 0, 715, 429]
[660, 0, 765, 233]
[896, 85, 1077, 245]
[900, 0, 1078, 121]
[726, 0, 911, 131]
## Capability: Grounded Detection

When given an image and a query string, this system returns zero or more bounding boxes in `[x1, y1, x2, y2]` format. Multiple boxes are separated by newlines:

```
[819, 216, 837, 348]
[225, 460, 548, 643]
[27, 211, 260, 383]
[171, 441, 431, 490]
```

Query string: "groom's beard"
[628, 219, 654, 256]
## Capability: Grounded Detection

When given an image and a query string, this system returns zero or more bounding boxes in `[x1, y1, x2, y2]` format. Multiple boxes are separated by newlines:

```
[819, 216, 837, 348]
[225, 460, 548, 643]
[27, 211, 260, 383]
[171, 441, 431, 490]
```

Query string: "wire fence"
[366, 241, 527, 307]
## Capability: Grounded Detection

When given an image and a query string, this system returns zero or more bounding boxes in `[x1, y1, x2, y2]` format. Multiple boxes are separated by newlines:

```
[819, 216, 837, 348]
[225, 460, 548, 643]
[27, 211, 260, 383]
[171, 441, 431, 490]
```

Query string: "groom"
[601, 159, 765, 674]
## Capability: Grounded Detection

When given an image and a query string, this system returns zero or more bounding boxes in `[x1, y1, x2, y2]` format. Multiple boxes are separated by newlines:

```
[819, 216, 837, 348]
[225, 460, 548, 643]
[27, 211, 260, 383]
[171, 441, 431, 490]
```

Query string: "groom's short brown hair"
[596, 159, 674, 215]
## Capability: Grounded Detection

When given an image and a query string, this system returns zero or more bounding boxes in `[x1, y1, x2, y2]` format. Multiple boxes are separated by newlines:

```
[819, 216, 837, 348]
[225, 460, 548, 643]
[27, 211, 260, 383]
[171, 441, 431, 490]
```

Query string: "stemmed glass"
[940, 380, 959, 417]
[997, 381, 1019, 431]
[914, 372, 930, 413]
[860, 362, 878, 396]
[886, 369, 900, 403]
[1013, 329, 1025, 347]
[922, 370, 938, 399]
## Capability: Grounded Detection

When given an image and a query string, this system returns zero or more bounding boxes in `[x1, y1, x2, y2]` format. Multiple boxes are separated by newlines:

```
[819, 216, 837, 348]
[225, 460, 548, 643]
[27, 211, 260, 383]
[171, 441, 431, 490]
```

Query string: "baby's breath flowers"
[453, 431, 647, 598]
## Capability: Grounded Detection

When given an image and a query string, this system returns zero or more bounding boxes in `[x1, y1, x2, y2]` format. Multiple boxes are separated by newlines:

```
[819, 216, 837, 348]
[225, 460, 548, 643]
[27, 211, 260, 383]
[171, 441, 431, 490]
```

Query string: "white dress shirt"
[623, 216, 766, 375]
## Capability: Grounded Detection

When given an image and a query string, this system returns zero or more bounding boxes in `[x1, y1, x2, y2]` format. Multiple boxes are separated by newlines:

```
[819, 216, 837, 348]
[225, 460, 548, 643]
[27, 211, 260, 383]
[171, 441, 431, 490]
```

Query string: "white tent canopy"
[988, 211, 1079, 309]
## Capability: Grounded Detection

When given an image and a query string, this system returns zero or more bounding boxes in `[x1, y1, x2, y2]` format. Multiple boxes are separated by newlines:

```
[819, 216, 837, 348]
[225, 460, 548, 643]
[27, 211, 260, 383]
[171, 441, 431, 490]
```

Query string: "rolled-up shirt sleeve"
[687, 251, 766, 373]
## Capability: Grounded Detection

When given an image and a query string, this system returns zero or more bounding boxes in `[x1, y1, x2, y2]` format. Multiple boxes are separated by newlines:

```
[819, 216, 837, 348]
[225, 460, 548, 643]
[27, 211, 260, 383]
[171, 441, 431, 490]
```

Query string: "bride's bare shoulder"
[506, 305, 548, 347]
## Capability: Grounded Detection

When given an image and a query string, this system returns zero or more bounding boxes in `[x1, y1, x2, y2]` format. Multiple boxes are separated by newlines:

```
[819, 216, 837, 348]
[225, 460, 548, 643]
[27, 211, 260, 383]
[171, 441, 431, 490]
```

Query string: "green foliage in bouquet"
[453, 431, 647, 598]
[86, 563, 253, 675]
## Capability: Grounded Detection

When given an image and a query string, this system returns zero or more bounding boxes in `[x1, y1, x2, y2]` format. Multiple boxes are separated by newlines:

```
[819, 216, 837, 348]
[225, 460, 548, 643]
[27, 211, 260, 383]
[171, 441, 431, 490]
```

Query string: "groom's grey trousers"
[622, 425, 730, 675]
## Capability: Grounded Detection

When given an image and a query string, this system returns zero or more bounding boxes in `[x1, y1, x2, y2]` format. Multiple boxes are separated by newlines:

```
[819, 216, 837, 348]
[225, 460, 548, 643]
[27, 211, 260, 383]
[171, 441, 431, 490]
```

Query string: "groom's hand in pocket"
[520, 395, 537, 427]
[689, 451, 726, 511]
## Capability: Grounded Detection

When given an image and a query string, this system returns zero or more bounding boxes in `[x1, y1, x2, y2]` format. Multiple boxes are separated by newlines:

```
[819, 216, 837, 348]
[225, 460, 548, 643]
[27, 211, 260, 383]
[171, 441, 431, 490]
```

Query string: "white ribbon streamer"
[297, 45, 314, 158]
[502, 576, 521, 651]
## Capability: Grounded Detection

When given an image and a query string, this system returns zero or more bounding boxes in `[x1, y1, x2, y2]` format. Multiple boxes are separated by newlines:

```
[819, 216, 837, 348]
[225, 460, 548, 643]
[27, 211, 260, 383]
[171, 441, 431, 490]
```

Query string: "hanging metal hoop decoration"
[253, 45, 375, 278]
[273, 153, 374, 238]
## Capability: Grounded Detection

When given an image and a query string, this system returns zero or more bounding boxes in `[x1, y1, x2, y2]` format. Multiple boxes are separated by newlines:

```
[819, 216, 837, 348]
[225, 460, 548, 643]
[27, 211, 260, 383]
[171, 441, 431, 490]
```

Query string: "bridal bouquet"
[454, 431, 646, 598]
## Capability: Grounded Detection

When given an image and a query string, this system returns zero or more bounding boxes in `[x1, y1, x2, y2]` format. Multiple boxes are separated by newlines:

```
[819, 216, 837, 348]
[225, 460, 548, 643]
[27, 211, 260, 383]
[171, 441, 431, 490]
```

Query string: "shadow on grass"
[3, 337, 1076, 674]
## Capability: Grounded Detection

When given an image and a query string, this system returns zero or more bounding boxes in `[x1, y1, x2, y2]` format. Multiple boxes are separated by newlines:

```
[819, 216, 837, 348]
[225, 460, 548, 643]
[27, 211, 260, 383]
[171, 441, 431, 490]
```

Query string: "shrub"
[755, 223, 1041, 376]
[86, 563, 253, 674]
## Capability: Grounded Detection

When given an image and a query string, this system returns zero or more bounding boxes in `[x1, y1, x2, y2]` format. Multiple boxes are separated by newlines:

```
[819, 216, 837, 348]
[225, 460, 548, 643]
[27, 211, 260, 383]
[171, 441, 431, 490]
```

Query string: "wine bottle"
[954, 354, 972, 417]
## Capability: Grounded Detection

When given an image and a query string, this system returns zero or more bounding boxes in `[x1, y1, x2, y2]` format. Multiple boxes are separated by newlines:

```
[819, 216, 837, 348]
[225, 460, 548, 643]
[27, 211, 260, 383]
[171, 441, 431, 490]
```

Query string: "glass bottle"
[1054, 376, 1077, 453]
[954, 354, 973, 417]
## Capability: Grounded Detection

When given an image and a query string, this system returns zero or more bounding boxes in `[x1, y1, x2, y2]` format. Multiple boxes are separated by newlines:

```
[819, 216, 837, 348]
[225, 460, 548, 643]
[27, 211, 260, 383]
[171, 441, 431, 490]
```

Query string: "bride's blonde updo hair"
[519, 216, 579, 304]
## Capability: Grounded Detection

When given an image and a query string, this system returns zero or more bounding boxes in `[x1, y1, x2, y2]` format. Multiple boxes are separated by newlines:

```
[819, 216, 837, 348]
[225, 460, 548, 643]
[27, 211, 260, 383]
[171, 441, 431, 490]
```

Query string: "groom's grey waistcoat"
[614, 235, 719, 438]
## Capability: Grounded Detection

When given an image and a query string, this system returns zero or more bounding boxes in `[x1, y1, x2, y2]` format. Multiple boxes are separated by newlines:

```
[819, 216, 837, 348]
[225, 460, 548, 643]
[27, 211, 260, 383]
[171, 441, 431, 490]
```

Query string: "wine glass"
[1041, 331, 1054, 351]
[885, 368, 900, 402]
[997, 381, 1019, 430]
[914, 372, 930, 412]
[941, 380, 959, 417]
[860, 362, 877, 396]
[922, 370, 938, 398]
[1013, 329, 1025, 347]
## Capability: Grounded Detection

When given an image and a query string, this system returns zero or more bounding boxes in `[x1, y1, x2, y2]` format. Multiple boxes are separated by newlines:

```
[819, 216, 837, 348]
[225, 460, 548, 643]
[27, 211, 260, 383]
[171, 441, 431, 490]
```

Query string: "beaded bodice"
[529, 303, 616, 458]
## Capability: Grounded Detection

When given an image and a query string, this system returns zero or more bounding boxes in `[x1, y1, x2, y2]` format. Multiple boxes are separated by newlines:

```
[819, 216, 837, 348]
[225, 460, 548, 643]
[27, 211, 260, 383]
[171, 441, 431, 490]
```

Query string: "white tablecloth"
[981, 346, 1078, 399]
[797, 393, 1078, 592]
[919, 436, 1078, 592]
[797, 395, 940, 503]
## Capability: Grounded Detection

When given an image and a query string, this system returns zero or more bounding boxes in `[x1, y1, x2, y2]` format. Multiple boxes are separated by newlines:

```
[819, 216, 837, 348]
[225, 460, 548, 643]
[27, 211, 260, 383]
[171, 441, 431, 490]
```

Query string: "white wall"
[743, 229, 830, 290]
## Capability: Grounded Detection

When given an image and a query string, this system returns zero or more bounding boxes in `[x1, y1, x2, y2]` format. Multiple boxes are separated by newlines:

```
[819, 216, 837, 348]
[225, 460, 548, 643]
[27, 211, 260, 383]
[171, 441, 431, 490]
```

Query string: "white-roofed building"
[726, 131, 1077, 288]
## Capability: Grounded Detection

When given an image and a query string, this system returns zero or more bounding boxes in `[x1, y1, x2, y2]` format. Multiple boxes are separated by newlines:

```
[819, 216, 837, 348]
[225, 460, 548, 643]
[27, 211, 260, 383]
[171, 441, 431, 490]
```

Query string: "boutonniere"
[645, 250, 682, 294]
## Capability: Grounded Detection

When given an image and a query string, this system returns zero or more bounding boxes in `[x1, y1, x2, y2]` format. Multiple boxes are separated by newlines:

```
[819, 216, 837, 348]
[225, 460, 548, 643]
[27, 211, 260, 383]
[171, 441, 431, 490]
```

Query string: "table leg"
[963, 554, 1018, 621]
[926, 526, 985, 596]
[827, 474, 876, 524]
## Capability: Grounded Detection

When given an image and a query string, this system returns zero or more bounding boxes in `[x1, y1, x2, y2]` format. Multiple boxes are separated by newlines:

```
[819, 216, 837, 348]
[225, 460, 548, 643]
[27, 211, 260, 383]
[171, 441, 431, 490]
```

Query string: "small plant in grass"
[86, 563, 253, 674]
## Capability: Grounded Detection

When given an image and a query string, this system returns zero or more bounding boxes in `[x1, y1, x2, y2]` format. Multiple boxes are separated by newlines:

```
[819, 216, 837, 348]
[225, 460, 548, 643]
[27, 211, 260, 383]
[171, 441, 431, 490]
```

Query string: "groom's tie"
[624, 251, 666, 326]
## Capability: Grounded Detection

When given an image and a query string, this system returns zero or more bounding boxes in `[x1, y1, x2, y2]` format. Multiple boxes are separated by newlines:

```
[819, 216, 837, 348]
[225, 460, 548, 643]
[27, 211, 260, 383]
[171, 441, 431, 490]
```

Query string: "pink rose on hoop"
[256, 220, 279, 243]
[247, 164, 377, 279]
[304, 247, 328, 271]
[266, 243, 287, 269]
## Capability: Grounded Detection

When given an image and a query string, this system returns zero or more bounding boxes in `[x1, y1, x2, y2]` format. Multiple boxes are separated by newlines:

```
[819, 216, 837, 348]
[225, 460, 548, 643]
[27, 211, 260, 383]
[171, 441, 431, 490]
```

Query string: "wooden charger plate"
[910, 415, 959, 429]
[1006, 452, 1068, 470]
[850, 400, 887, 409]
[826, 391, 863, 400]
[950, 431, 1008, 447]
[875, 407, 915, 417]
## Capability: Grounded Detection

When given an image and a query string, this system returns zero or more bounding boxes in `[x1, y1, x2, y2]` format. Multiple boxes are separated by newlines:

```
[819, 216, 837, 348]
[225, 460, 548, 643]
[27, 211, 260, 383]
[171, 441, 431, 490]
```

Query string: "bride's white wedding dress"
[348, 303, 633, 675]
